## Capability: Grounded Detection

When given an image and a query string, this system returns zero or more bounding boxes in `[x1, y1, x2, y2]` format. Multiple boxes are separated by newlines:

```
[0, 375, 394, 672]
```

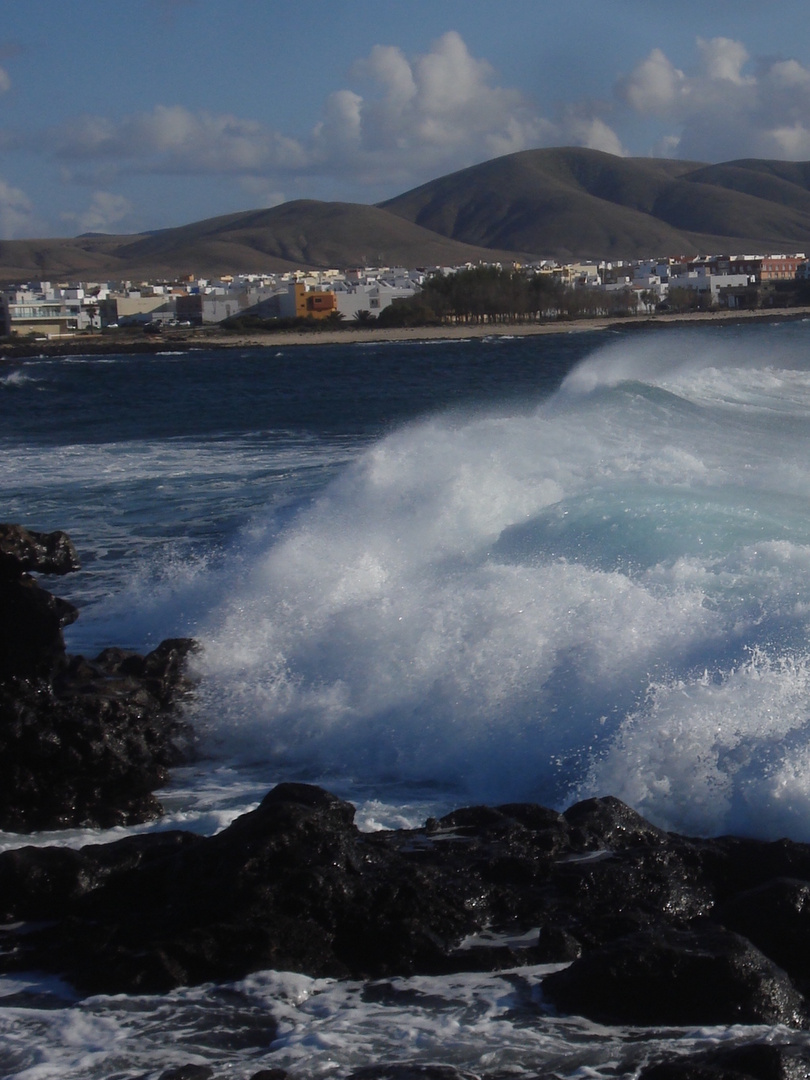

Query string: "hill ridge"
[3, 147, 810, 281]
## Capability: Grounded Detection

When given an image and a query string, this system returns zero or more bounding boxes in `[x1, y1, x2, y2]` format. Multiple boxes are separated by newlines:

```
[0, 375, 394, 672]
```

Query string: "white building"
[1, 286, 95, 337]
[330, 279, 419, 319]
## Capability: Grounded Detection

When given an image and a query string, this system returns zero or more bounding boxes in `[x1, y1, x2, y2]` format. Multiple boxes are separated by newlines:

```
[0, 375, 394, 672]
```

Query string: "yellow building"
[292, 282, 337, 319]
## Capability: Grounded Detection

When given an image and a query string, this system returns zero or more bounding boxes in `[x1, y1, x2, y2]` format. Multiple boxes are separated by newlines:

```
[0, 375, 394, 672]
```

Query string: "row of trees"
[379, 269, 810, 326]
[377, 267, 640, 328]
[220, 309, 378, 333]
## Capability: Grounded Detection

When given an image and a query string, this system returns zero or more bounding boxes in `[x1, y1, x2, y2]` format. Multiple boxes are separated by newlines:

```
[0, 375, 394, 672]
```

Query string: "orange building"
[293, 283, 337, 319]
[760, 255, 805, 282]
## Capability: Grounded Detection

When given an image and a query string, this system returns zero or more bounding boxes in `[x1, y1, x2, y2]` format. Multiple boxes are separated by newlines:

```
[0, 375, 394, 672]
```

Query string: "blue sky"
[3, 0, 810, 238]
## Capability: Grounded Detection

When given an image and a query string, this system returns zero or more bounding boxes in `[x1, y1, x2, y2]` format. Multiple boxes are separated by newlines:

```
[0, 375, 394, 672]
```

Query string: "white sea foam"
[191, 333, 810, 837]
[8, 330, 810, 843]
[0, 963, 788, 1080]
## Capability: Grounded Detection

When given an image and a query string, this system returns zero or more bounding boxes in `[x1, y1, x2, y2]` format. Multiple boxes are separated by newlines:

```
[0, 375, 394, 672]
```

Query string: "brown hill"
[6, 147, 810, 281]
[380, 147, 810, 260]
[0, 202, 525, 283]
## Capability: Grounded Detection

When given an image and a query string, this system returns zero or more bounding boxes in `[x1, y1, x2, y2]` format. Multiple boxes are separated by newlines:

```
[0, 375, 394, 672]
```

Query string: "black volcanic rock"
[718, 878, 810, 987]
[0, 641, 197, 831]
[541, 925, 809, 1026]
[0, 523, 80, 576]
[4, 783, 810, 1026]
[348, 1069, 478, 1080]
[639, 1041, 810, 1080]
[0, 524, 197, 831]
[0, 524, 81, 680]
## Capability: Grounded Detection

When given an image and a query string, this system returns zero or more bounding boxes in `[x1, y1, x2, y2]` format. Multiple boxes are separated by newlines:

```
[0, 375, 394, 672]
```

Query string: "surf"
[187, 326, 810, 839]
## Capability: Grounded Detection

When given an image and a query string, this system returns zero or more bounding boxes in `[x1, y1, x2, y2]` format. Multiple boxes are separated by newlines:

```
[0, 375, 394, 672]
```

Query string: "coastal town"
[2, 249, 809, 339]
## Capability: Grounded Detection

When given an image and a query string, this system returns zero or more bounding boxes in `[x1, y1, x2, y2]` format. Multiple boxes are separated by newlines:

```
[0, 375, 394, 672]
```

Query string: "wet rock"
[0, 830, 199, 921]
[718, 878, 810, 986]
[563, 794, 668, 848]
[158, 1067, 215, 1080]
[5, 781, 810, 1022]
[0, 524, 197, 830]
[0, 783, 480, 993]
[0, 523, 80, 576]
[0, 524, 82, 680]
[639, 1041, 810, 1080]
[0, 574, 78, 680]
[542, 925, 809, 1027]
[0, 639, 197, 831]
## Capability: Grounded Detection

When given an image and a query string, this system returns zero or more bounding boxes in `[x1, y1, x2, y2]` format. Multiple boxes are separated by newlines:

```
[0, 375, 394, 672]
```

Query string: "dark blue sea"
[4, 323, 810, 1076]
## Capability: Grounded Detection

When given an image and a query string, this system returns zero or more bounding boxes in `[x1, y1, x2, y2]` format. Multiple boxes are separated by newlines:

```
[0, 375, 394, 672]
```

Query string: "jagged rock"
[0, 523, 80, 577]
[0, 783, 809, 1021]
[158, 1067, 215, 1080]
[563, 793, 668, 847]
[5, 781, 810, 1029]
[0, 574, 78, 680]
[0, 830, 198, 922]
[718, 878, 810, 987]
[542, 925, 809, 1027]
[639, 1041, 810, 1080]
[0, 638, 197, 831]
[0, 524, 197, 830]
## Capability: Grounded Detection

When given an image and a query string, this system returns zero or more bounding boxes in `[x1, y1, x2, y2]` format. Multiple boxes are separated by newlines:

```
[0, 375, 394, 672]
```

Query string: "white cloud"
[61, 190, 134, 234]
[616, 48, 686, 115]
[617, 37, 810, 162]
[238, 176, 286, 208]
[696, 36, 752, 86]
[767, 124, 810, 158]
[314, 90, 364, 155]
[353, 44, 416, 108]
[561, 116, 626, 158]
[311, 30, 600, 184]
[55, 105, 307, 175]
[0, 177, 36, 238]
[33, 32, 622, 202]
[767, 59, 810, 90]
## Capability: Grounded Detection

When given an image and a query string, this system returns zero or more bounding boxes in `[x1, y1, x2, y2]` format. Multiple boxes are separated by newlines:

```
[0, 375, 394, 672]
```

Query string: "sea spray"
[7, 331, 810, 838]
[195, 331, 810, 825]
[580, 643, 810, 839]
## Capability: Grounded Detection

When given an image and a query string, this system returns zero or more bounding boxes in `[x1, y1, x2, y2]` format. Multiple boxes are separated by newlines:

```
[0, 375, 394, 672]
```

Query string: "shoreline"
[2, 305, 809, 360]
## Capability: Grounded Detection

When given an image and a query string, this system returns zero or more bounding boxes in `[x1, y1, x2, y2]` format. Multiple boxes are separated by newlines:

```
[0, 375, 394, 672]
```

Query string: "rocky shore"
[0, 523, 197, 831]
[5, 524, 810, 1079]
[5, 783, 810, 1078]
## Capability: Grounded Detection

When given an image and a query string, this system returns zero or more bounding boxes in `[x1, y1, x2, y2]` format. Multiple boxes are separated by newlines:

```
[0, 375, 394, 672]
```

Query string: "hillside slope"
[380, 147, 810, 260]
[6, 148, 810, 281]
[0, 202, 525, 283]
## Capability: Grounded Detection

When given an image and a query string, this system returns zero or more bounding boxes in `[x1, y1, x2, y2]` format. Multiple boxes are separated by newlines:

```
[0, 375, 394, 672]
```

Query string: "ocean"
[3, 321, 810, 1076]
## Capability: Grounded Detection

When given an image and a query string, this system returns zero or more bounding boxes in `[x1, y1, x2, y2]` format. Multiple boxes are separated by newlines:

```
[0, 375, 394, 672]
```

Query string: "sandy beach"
[2, 305, 810, 360]
[215, 306, 810, 349]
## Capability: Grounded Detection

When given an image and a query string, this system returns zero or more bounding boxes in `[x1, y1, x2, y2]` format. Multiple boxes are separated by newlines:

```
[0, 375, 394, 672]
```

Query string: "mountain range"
[5, 147, 810, 281]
